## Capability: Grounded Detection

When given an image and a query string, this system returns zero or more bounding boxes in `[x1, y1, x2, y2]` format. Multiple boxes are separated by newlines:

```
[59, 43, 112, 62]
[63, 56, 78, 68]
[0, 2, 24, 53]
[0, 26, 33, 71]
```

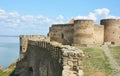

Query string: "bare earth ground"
[102, 45, 120, 76]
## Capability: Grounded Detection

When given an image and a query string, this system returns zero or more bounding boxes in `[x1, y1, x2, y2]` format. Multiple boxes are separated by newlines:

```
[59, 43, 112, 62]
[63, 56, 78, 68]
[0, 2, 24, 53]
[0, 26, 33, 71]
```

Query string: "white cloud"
[75, 8, 120, 22]
[0, 9, 67, 35]
[56, 15, 64, 20]
[0, 8, 120, 35]
[106, 15, 120, 19]
[94, 8, 110, 15]
[0, 9, 7, 19]
[0, 9, 6, 14]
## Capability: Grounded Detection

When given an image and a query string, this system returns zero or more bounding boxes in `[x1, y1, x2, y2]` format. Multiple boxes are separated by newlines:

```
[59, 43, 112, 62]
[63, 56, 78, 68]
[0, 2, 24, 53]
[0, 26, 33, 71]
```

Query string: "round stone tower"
[73, 20, 94, 45]
[100, 19, 120, 44]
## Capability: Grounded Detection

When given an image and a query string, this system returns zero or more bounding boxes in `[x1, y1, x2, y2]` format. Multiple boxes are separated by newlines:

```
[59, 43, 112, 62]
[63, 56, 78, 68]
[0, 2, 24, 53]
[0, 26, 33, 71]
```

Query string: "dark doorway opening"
[111, 42, 115, 45]
[61, 33, 64, 39]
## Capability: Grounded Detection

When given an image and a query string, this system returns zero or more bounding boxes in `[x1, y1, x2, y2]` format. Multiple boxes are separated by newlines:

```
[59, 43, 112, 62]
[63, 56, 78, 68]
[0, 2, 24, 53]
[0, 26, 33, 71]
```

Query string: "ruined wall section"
[73, 20, 94, 45]
[94, 25, 104, 45]
[101, 19, 120, 44]
[16, 36, 84, 76]
[49, 24, 74, 45]
[20, 35, 47, 59]
[62, 24, 74, 45]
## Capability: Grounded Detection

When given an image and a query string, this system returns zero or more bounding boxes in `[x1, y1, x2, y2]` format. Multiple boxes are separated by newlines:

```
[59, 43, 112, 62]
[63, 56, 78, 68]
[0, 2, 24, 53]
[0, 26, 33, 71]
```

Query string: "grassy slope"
[76, 47, 112, 76]
[109, 46, 120, 66]
[0, 63, 15, 76]
[0, 69, 15, 76]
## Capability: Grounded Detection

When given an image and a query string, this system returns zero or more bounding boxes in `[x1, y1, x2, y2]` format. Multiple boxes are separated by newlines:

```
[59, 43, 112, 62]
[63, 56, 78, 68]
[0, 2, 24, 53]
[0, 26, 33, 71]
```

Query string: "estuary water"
[0, 37, 19, 68]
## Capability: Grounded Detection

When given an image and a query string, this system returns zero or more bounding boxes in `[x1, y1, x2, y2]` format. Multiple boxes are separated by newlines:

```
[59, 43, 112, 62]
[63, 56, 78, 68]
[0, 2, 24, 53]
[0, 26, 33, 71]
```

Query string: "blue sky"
[0, 0, 120, 35]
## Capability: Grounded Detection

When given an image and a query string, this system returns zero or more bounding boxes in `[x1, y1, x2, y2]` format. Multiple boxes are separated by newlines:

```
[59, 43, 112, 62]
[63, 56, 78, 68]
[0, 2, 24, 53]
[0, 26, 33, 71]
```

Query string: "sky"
[0, 0, 120, 36]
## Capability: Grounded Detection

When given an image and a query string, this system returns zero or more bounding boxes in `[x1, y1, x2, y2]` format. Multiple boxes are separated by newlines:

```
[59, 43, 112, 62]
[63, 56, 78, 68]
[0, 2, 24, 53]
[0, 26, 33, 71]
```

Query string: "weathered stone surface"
[48, 19, 120, 46]
[101, 19, 120, 44]
[13, 18, 120, 76]
[15, 35, 84, 76]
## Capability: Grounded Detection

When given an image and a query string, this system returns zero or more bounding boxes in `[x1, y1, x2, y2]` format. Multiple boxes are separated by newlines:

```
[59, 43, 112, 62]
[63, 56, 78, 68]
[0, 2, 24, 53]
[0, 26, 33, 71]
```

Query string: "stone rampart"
[94, 25, 104, 45]
[49, 24, 74, 45]
[20, 35, 47, 59]
[48, 18, 120, 46]
[15, 36, 84, 76]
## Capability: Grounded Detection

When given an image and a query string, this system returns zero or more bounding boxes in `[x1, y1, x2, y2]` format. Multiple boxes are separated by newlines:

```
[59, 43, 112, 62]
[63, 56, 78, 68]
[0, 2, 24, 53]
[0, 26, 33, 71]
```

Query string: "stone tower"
[48, 24, 74, 45]
[73, 20, 94, 45]
[101, 19, 120, 44]
[20, 35, 28, 59]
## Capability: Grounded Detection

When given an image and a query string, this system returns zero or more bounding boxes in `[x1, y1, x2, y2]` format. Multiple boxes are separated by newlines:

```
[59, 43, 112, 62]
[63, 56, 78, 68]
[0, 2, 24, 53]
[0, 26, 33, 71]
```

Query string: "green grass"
[0, 68, 15, 76]
[109, 46, 120, 66]
[1, 46, 119, 76]
[0, 63, 16, 76]
[76, 46, 112, 76]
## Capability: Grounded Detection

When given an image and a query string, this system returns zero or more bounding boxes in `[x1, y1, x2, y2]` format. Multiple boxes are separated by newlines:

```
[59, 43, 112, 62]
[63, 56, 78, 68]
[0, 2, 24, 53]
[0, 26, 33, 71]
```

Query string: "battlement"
[74, 19, 93, 22]
[101, 19, 120, 22]
[20, 35, 46, 40]
[101, 19, 120, 27]
[50, 24, 73, 32]
[74, 19, 94, 25]
[52, 24, 73, 27]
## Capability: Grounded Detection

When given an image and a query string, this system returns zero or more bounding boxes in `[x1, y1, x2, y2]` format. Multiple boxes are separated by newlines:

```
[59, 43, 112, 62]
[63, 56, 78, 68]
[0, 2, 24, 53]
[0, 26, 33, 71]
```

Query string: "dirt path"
[102, 45, 120, 76]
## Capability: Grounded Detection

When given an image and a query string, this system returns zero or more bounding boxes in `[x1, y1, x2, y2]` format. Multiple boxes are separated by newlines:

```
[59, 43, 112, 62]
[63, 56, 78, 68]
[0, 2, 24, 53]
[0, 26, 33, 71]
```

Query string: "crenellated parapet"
[16, 35, 84, 76]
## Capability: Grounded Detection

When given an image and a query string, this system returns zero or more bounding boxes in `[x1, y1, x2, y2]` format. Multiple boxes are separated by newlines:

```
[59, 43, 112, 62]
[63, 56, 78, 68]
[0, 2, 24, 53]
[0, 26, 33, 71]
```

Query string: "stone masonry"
[48, 19, 120, 46]
[15, 35, 84, 76]
[15, 18, 120, 76]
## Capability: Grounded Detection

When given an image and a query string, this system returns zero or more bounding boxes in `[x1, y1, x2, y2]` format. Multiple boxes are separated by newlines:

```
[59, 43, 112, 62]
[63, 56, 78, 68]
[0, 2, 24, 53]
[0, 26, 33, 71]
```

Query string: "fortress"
[48, 19, 120, 46]
[14, 18, 120, 76]
[15, 35, 84, 76]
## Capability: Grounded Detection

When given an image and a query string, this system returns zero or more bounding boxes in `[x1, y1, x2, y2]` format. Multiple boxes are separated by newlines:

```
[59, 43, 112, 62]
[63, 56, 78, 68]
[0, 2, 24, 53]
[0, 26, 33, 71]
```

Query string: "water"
[0, 37, 19, 68]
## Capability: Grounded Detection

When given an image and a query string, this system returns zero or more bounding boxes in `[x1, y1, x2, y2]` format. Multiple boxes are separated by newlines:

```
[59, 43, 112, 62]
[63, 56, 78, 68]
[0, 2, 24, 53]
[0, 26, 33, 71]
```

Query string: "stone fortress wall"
[48, 24, 74, 45]
[15, 35, 84, 76]
[48, 19, 120, 46]
[19, 35, 47, 59]
[101, 19, 120, 44]
[15, 18, 120, 76]
[94, 25, 104, 45]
